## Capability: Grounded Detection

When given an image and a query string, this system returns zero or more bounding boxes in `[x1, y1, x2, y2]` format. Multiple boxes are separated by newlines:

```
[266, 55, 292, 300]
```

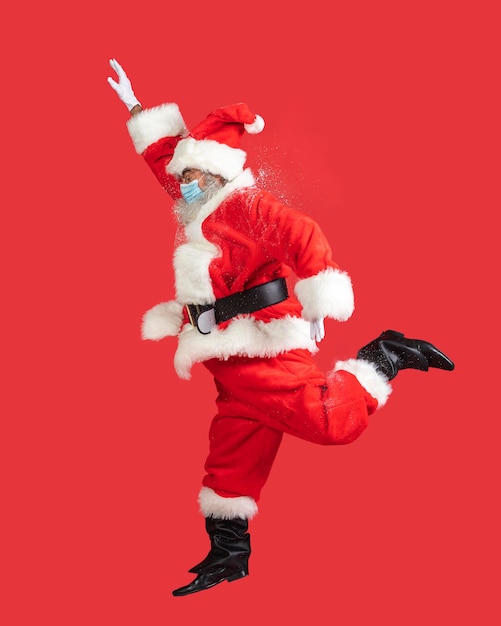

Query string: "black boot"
[357, 329, 455, 380]
[172, 517, 250, 597]
[188, 517, 219, 574]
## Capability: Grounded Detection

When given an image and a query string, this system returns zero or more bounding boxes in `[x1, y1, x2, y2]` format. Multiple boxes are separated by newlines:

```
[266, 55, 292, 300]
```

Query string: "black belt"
[186, 277, 288, 334]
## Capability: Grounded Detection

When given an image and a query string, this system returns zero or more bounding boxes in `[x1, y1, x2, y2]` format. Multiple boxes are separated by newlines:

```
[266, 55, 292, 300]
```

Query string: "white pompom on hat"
[167, 102, 265, 181]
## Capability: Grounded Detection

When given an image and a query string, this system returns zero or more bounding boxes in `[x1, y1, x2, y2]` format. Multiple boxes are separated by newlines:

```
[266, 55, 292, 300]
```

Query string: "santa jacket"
[126, 104, 355, 380]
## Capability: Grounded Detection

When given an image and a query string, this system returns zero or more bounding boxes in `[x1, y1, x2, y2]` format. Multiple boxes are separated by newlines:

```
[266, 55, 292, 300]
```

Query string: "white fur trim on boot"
[295, 268, 354, 322]
[334, 358, 393, 408]
[198, 487, 258, 520]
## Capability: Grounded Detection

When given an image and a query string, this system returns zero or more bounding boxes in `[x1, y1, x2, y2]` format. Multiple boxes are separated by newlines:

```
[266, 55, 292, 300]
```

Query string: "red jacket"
[127, 104, 355, 379]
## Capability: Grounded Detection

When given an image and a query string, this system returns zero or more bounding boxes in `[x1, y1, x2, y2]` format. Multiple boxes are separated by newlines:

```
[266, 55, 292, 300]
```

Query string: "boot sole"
[172, 571, 247, 596]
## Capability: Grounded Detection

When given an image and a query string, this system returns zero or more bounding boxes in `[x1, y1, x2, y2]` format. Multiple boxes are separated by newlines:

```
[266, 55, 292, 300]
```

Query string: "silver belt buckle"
[186, 304, 216, 334]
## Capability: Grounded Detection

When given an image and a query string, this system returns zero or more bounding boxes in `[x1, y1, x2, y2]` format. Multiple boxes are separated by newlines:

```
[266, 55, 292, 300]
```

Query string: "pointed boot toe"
[172, 567, 247, 597]
[416, 341, 455, 371]
[382, 330, 454, 372]
[357, 329, 455, 379]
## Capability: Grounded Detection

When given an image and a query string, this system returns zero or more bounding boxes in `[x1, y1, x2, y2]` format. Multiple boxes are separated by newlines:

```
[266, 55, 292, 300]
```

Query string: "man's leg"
[172, 405, 283, 597]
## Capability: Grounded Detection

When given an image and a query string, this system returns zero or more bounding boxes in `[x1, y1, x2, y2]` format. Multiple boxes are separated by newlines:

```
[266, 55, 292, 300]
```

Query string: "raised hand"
[107, 58, 141, 111]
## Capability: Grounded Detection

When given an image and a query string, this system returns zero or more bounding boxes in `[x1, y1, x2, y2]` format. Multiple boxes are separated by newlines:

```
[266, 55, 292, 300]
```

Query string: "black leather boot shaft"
[188, 516, 220, 574]
[357, 329, 455, 380]
[173, 517, 251, 597]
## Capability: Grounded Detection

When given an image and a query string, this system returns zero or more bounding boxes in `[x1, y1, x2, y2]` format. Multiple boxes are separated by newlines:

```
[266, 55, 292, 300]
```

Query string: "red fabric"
[141, 135, 342, 326]
[202, 349, 378, 502]
[203, 188, 337, 293]
[138, 126, 372, 505]
[142, 135, 183, 199]
[198, 187, 341, 329]
[189, 103, 257, 147]
[142, 135, 346, 338]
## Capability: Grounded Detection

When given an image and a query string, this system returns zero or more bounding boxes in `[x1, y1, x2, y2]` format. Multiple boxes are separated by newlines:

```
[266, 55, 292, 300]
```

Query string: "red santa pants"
[202, 349, 378, 503]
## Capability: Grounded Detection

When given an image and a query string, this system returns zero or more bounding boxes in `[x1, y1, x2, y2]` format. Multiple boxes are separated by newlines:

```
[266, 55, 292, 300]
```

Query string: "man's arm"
[107, 59, 185, 199]
[252, 193, 355, 331]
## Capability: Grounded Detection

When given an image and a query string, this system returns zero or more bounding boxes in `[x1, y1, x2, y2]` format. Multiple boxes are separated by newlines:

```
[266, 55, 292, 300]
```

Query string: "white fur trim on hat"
[334, 358, 392, 407]
[167, 137, 247, 181]
[294, 268, 354, 322]
[198, 487, 258, 520]
[126, 103, 187, 154]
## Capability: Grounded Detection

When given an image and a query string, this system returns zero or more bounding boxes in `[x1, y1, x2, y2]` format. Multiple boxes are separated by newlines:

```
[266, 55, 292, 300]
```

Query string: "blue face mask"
[180, 179, 205, 204]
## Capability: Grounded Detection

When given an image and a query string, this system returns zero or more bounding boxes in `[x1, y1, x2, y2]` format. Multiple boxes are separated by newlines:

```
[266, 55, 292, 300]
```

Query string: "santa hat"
[167, 102, 265, 182]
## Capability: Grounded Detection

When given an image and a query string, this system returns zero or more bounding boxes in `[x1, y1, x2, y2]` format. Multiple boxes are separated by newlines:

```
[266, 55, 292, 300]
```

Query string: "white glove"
[107, 58, 141, 111]
[310, 318, 325, 342]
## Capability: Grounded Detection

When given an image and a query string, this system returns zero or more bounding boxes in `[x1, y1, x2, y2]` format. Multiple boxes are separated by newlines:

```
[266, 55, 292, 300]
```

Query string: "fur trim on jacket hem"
[141, 301, 184, 340]
[174, 315, 317, 379]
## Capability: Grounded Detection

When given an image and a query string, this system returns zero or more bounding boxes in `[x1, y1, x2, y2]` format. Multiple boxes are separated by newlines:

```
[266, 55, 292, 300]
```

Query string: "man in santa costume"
[107, 59, 454, 596]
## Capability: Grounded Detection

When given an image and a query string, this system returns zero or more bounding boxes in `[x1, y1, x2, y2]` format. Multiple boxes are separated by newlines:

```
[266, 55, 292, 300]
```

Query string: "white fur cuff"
[294, 268, 354, 322]
[198, 487, 258, 520]
[334, 358, 392, 408]
[141, 301, 184, 340]
[126, 103, 187, 154]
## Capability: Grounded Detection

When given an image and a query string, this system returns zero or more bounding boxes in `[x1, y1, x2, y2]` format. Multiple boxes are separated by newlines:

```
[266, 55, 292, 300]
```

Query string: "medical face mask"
[180, 178, 205, 204]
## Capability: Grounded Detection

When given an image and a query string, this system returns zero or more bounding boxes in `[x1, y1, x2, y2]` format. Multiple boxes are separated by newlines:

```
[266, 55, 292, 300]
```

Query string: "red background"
[2, 1, 499, 624]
